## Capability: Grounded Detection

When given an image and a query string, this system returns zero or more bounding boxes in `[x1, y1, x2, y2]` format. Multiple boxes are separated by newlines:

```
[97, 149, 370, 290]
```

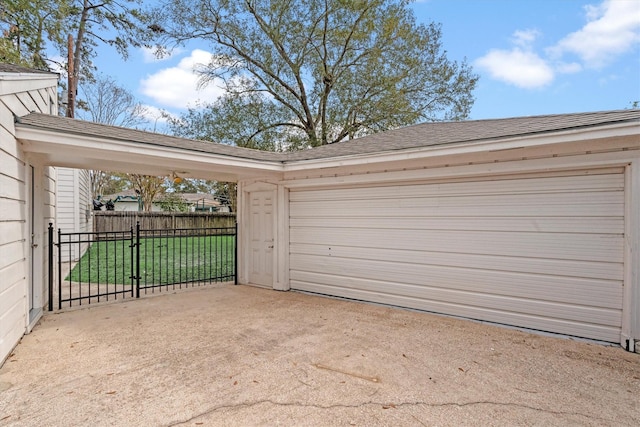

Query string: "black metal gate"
[48, 222, 237, 310]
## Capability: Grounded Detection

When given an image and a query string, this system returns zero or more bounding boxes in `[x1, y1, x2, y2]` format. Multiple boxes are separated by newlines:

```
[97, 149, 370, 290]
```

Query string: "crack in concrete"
[166, 399, 613, 426]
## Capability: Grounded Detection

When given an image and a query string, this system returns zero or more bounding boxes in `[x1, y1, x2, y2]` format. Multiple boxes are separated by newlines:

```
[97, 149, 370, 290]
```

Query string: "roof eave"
[282, 121, 640, 171]
[16, 125, 284, 181]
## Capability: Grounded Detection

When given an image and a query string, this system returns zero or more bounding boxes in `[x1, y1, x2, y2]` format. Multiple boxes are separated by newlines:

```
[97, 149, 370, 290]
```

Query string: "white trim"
[275, 184, 290, 291]
[243, 182, 278, 192]
[281, 151, 634, 189]
[240, 182, 275, 288]
[282, 122, 640, 171]
[236, 181, 247, 285]
[25, 161, 44, 332]
[0, 74, 58, 97]
[16, 126, 284, 180]
[17, 117, 639, 179]
[622, 158, 640, 352]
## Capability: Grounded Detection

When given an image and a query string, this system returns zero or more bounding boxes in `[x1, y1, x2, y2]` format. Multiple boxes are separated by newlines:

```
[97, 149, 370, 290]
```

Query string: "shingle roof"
[15, 109, 640, 164]
[285, 109, 640, 161]
[0, 63, 57, 75]
[16, 113, 286, 162]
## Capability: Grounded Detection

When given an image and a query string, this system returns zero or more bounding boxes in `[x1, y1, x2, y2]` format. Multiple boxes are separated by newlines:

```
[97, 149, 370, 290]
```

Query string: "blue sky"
[83, 0, 640, 127]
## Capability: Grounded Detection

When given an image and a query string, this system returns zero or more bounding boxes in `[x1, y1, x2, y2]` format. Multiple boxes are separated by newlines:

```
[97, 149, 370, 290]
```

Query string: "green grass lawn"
[67, 235, 235, 285]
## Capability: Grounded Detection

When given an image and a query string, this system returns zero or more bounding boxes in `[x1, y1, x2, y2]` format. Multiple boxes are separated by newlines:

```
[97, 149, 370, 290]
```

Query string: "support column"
[622, 158, 640, 352]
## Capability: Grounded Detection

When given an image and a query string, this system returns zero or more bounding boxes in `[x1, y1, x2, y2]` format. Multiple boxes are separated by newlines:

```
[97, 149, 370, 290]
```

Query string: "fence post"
[48, 223, 53, 311]
[136, 221, 141, 298]
[129, 226, 135, 298]
[234, 222, 238, 285]
[57, 228, 62, 310]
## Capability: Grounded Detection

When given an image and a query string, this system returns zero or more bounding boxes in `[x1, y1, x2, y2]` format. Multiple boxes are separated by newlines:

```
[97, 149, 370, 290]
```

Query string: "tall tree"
[127, 174, 165, 212]
[165, 178, 217, 194]
[78, 75, 149, 199]
[78, 74, 148, 127]
[212, 181, 236, 213]
[65, 0, 157, 117]
[2, 0, 157, 109]
[158, 0, 477, 148]
[0, 0, 71, 69]
[91, 171, 126, 199]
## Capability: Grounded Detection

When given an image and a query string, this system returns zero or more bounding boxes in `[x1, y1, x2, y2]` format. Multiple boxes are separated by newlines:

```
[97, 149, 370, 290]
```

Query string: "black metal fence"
[49, 222, 237, 310]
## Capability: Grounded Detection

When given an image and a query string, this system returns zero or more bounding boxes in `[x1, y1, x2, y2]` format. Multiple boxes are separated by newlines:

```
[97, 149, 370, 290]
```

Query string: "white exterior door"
[249, 190, 275, 287]
[289, 170, 625, 342]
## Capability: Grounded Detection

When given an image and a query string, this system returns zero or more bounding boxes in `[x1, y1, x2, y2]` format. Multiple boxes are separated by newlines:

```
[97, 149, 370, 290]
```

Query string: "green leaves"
[0, 0, 71, 69]
[1, 0, 155, 75]
[159, 0, 478, 149]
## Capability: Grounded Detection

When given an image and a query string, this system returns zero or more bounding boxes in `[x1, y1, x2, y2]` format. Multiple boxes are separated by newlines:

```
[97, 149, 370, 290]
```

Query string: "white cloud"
[139, 49, 226, 109]
[550, 0, 640, 68]
[475, 48, 554, 89]
[139, 104, 175, 123]
[555, 62, 582, 74]
[475, 0, 639, 89]
[512, 29, 541, 47]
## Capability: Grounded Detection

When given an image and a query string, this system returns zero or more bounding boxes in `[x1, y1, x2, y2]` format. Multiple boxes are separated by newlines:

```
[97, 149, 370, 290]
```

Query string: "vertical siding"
[0, 75, 57, 364]
[56, 167, 92, 260]
[78, 169, 92, 234]
[289, 171, 625, 342]
[56, 168, 76, 260]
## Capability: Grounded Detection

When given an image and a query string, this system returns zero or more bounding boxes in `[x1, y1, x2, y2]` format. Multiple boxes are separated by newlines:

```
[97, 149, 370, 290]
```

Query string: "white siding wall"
[78, 169, 91, 234]
[56, 167, 76, 230]
[0, 75, 58, 365]
[289, 170, 625, 342]
[56, 168, 92, 261]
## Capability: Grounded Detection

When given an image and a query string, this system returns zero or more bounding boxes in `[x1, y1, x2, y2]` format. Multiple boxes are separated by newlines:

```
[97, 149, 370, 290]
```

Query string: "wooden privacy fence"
[94, 212, 236, 233]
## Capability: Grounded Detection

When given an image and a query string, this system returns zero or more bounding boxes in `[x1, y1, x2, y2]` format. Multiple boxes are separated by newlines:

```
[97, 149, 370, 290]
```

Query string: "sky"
[80, 0, 640, 128]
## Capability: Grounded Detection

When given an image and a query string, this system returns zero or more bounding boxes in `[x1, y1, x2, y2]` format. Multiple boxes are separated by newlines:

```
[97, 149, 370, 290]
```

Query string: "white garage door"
[289, 169, 625, 342]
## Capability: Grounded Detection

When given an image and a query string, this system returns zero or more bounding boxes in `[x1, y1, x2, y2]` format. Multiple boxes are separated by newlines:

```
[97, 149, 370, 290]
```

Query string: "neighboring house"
[2, 66, 640, 365]
[100, 190, 225, 212]
[100, 189, 155, 212]
[180, 193, 225, 212]
[56, 167, 92, 261]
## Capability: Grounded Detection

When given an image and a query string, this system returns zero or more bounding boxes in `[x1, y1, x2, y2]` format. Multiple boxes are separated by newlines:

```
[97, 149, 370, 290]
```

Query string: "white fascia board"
[282, 122, 640, 172]
[280, 150, 635, 189]
[0, 73, 58, 96]
[16, 126, 284, 173]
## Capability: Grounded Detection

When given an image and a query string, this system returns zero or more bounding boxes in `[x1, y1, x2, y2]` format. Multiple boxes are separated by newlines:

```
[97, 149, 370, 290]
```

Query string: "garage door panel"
[291, 228, 622, 263]
[289, 171, 625, 342]
[290, 243, 624, 281]
[290, 216, 624, 234]
[291, 189, 624, 215]
[291, 279, 621, 342]
[290, 271, 622, 327]
[290, 254, 622, 309]
[289, 173, 624, 202]
[290, 199, 622, 218]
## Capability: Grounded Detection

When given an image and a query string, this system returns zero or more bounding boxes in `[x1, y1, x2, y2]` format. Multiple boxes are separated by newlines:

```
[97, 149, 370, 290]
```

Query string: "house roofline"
[14, 109, 640, 179]
[282, 120, 640, 171]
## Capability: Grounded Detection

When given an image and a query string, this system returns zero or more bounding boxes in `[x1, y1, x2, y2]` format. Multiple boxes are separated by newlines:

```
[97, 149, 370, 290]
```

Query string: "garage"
[4, 66, 639, 360]
[289, 168, 625, 342]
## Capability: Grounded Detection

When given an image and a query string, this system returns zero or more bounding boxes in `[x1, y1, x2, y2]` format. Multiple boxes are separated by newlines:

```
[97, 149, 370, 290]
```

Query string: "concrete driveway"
[1, 285, 638, 426]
